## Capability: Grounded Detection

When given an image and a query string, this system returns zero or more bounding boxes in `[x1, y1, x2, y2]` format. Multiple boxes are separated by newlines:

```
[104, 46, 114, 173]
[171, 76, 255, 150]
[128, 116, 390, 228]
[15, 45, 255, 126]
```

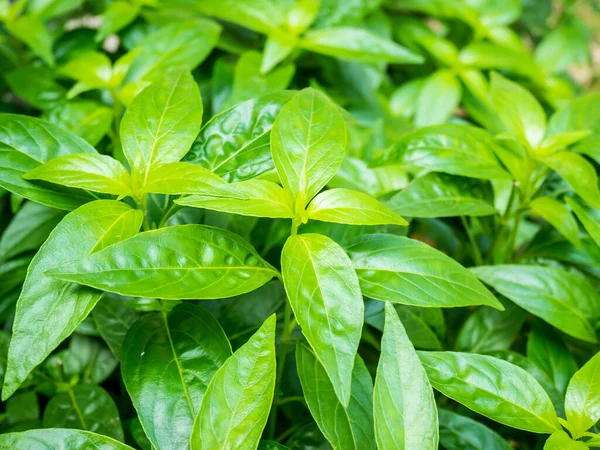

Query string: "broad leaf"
[43, 385, 123, 441]
[472, 265, 599, 342]
[415, 70, 462, 126]
[438, 409, 512, 450]
[300, 27, 423, 64]
[296, 344, 376, 450]
[177, 180, 295, 218]
[2, 200, 142, 400]
[43, 101, 113, 146]
[185, 92, 294, 182]
[375, 124, 510, 181]
[24, 153, 132, 197]
[530, 196, 581, 248]
[419, 351, 560, 433]
[50, 225, 277, 299]
[306, 188, 407, 226]
[142, 162, 224, 195]
[6, 16, 54, 66]
[122, 303, 232, 450]
[565, 351, 600, 438]
[0, 429, 134, 449]
[195, 0, 285, 34]
[281, 233, 363, 406]
[345, 234, 503, 309]
[374, 302, 438, 449]
[566, 197, 600, 248]
[544, 431, 587, 450]
[388, 173, 497, 218]
[121, 69, 203, 184]
[190, 315, 276, 450]
[92, 294, 139, 360]
[0, 114, 97, 210]
[96, 1, 140, 42]
[271, 88, 347, 207]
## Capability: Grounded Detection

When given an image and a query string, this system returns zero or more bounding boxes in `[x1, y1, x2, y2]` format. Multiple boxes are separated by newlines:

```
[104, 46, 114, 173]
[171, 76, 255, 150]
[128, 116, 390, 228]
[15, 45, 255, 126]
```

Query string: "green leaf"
[300, 27, 423, 64]
[472, 265, 599, 343]
[96, 1, 140, 42]
[544, 431, 588, 450]
[0, 114, 98, 210]
[190, 315, 276, 450]
[122, 69, 203, 185]
[142, 162, 224, 195]
[530, 196, 581, 248]
[388, 173, 497, 218]
[124, 20, 221, 84]
[195, 0, 285, 34]
[2, 200, 142, 400]
[566, 197, 600, 248]
[535, 19, 590, 76]
[490, 72, 546, 149]
[330, 157, 408, 198]
[28, 0, 84, 20]
[24, 153, 132, 197]
[271, 88, 347, 207]
[375, 124, 510, 181]
[456, 302, 526, 353]
[5, 390, 39, 425]
[43, 385, 124, 441]
[5, 66, 66, 110]
[0, 255, 31, 298]
[261, 35, 295, 74]
[0, 202, 65, 262]
[43, 101, 113, 146]
[538, 130, 591, 155]
[0, 429, 134, 449]
[527, 327, 577, 395]
[60, 52, 113, 93]
[306, 188, 407, 226]
[565, 351, 600, 438]
[374, 302, 438, 449]
[92, 294, 139, 360]
[345, 234, 503, 309]
[282, 233, 364, 406]
[6, 15, 54, 66]
[419, 351, 561, 433]
[296, 344, 376, 450]
[438, 409, 512, 450]
[185, 91, 294, 182]
[123, 303, 232, 450]
[50, 225, 277, 299]
[177, 180, 295, 218]
[548, 92, 600, 135]
[540, 151, 600, 209]
[415, 70, 462, 126]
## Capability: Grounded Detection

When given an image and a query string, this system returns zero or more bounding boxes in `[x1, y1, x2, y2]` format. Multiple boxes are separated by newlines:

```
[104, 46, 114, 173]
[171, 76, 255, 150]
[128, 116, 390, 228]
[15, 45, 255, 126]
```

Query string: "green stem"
[506, 209, 523, 263]
[461, 216, 483, 266]
[291, 218, 301, 236]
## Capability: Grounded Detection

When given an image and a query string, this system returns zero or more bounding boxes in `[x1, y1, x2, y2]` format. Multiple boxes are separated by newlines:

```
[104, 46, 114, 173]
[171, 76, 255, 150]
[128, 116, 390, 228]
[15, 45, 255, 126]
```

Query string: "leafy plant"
[0, 0, 599, 449]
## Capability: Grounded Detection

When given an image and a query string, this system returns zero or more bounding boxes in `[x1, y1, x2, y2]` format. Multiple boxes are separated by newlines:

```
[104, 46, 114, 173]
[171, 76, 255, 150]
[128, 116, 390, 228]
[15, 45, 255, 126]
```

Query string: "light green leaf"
[43, 385, 123, 441]
[306, 188, 407, 226]
[490, 72, 546, 149]
[24, 153, 131, 196]
[286, 0, 319, 33]
[0, 114, 98, 210]
[472, 265, 599, 343]
[49, 225, 277, 299]
[566, 197, 600, 248]
[0, 202, 65, 262]
[540, 151, 600, 209]
[60, 52, 113, 93]
[565, 351, 600, 438]
[5, 66, 66, 110]
[124, 20, 221, 84]
[195, 0, 285, 34]
[6, 15, 54, 66]
[2, 200, 142, 400]
[548, 92, 600, 135]
[535, 19, 590, 76]
[330, 157, 408, 198]
[544, 431, 588, 449]
[438, 409, 512, 450]
[185, 91, 294, 182]
[123, 304, 232, 450]
[296, 344, 376, 450]
[538, 130, 591, 155]
[96, 1, 140, 42]
[415, 70, 462, 126]
[282, 233, 363, 406]
[43, 101, 113, 146]
[530, 196, 581, 248]
[177, 180, 294, 218]
[271, 88, 347, 207]
[345, 234, 503, 309]
[27, 0, 84, 20]
[527, 327, 577, 395]
[419, 351, 560, 433]
[374, 302, 438, 449]
[388, 173, 497, 218]
[300, 27, 423, 64]
[261, 35, 295, 74]
[122, 69, 203, 184]
[375, 124, 510, 181]
[190, 315, 276, 450]
[142, 162, 224, 195]
[0, 429, 134, 449]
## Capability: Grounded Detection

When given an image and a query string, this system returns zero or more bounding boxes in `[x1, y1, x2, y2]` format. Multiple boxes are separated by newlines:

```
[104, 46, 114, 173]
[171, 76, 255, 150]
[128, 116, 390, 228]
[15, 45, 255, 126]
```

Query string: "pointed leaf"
[566, 196, 600, 248]
[565, 351, 600, 438]
[438, 409, 512, 450]
[530, 196, 581, 248]
[0, 429, 134, 449]
[142, 162, 225, 195]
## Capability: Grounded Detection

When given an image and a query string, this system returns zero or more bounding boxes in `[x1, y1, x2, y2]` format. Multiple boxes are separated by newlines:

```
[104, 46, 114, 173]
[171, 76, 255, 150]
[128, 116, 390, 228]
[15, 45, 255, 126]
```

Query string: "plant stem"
[460, 216, 483, 266]
[506, 209, 523, 263]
